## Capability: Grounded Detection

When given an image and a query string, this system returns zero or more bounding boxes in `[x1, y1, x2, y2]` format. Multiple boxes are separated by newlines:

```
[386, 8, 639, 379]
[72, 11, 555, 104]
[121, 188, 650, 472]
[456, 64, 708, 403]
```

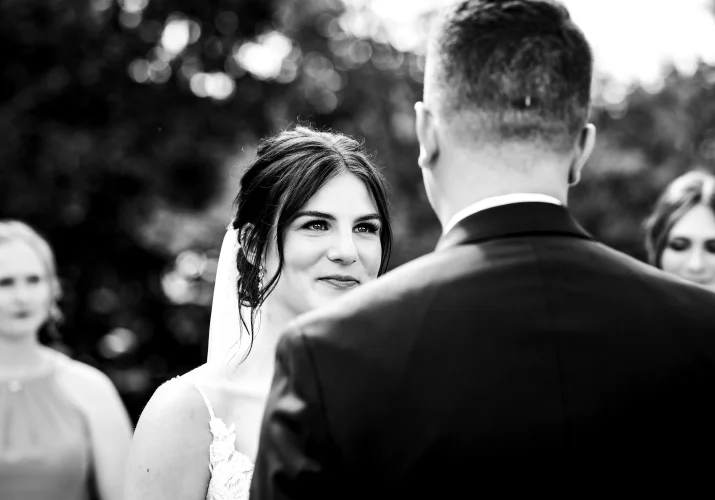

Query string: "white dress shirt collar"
[442, 193, 563, 235]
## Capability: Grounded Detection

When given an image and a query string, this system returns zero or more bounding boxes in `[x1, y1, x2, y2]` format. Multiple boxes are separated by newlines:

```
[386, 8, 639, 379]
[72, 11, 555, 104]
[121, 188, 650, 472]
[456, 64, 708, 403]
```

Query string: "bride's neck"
[222, 299, 293, 382]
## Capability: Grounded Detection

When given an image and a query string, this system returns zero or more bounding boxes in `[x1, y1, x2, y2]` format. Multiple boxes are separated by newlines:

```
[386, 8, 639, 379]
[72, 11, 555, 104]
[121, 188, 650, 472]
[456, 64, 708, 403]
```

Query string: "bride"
[124, 126, 392, 500]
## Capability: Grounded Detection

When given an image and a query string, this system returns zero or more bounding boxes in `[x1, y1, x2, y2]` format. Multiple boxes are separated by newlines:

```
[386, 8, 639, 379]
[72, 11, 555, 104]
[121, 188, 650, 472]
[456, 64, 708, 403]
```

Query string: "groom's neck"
[432, 149, 570, 228]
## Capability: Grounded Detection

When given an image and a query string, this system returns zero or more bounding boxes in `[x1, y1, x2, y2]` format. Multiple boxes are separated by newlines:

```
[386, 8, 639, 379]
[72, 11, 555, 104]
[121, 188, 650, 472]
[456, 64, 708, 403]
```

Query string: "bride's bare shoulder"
[179, 363, 253, 412]
[125, 367, 214, 499]
[134, 368, 212, 437]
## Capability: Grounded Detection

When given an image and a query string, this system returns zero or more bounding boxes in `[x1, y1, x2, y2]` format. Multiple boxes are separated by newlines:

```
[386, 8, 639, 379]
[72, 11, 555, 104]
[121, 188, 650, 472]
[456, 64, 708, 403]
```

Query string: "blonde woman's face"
[661, 204, 715, 291]
[0, 241, 53, 340]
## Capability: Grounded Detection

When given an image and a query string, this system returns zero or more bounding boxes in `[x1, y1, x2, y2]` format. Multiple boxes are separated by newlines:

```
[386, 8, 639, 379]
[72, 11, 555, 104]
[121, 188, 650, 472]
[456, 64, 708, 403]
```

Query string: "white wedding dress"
[201, 228, 255, 500]
[193, 383, 254, 500]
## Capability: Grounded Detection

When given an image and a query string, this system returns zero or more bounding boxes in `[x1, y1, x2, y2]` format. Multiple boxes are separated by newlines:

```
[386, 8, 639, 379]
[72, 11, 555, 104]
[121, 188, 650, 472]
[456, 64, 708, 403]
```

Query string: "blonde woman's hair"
[644, 170, 715, 268]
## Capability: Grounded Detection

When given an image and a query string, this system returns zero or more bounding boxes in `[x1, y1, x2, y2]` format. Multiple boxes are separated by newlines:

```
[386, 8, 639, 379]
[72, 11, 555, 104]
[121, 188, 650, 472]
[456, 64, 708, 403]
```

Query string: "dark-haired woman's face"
[661, 204, 715, 291]
[264, 172, 383, 317]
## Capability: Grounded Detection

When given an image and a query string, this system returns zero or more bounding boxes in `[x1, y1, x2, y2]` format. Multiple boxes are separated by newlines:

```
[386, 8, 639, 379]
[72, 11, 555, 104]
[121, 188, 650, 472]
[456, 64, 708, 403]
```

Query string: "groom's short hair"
[428, 0, 593, 149]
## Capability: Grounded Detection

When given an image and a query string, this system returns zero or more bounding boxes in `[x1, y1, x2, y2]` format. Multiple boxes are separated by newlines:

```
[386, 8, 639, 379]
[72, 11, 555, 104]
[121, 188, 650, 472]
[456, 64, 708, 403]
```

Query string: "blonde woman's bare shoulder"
[51, 348, 126, 412]
[50, 348, 133, 500]
[53, 349, 114, 389]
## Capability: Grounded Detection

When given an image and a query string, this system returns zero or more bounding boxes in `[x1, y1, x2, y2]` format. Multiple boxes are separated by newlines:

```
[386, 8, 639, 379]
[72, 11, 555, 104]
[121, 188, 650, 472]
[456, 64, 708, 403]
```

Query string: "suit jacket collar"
[436, 202, 593, 251]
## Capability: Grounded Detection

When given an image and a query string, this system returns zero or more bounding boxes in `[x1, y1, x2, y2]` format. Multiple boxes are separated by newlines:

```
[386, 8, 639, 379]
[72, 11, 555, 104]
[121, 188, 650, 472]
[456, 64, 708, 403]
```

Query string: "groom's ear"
[238, 223, 260, 266]
[415, 101, 439, 169]
[569, 123, 596, 186]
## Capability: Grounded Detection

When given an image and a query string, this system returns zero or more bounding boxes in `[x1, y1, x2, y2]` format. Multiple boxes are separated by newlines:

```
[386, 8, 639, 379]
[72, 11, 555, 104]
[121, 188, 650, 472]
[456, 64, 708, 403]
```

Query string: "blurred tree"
[0, 0, 432, 422]
[0, 0, 286, 420]
[573, 63, 715, 260]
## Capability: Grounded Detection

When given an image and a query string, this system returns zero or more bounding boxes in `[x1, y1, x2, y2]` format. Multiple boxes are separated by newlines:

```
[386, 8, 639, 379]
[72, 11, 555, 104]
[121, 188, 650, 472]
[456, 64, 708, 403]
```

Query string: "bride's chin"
[312, 285, 355, 303]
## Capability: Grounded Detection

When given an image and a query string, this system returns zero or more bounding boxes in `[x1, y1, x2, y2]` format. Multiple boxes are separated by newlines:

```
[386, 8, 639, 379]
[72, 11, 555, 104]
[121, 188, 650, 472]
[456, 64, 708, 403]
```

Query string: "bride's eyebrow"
[355, 213, 382, 223]
[294, 211, 335, 221]
[293, 211, 382, 223]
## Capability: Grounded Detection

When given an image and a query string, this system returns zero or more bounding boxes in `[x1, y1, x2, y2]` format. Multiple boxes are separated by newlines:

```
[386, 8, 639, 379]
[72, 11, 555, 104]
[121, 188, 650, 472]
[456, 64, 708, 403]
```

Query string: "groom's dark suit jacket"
[251, 202, 715, 498]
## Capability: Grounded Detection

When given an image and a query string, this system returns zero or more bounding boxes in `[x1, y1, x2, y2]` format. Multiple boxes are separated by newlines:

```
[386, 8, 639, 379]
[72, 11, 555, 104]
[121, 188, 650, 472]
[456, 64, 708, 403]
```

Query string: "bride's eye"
[302, 220, 329, 231]
[354, 222, 380, 234]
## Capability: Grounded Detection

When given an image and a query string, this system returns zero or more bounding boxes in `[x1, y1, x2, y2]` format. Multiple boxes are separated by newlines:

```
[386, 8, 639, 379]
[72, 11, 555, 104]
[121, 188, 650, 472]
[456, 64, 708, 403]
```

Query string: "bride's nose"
[326, 230, 358, 264]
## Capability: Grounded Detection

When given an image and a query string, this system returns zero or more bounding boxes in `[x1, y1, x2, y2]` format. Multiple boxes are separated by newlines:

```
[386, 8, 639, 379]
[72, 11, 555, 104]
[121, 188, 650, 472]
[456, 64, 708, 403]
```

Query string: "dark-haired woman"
[644, 170, 715, 292]
[125, 126, 392, 500]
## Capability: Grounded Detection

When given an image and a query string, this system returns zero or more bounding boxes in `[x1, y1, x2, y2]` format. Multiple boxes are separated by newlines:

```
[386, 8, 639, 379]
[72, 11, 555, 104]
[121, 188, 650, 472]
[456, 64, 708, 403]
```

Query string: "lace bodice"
[192, 384, 254, 500]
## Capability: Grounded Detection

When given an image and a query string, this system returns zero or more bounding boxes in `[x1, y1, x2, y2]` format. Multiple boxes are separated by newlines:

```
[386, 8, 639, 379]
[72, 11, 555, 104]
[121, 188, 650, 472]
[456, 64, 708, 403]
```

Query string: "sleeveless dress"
[0, 351, 93, 500]
[192, 383, 254, 500]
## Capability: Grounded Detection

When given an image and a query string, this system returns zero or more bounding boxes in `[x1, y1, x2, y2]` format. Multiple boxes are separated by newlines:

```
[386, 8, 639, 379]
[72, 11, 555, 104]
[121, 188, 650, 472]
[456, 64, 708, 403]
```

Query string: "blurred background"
[3, 0, 715, 423]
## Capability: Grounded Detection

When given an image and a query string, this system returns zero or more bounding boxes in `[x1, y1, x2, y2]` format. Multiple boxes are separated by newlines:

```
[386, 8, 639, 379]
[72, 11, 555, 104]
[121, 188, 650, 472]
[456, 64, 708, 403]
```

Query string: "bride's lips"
[318, 275, 360, 290]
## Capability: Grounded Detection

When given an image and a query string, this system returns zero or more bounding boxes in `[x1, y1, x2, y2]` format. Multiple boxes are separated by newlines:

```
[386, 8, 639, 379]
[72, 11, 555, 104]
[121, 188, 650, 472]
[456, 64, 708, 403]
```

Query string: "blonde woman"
[0, 220, 133, 500]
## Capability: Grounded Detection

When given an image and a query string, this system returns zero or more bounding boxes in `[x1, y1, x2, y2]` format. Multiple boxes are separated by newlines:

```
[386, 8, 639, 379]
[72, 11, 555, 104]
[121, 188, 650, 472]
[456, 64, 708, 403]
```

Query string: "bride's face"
[263, 172, 383, 318]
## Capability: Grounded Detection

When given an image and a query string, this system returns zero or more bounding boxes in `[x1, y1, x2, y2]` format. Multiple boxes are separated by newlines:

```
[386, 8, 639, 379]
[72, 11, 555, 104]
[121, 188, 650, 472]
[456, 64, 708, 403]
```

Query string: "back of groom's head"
[425, 0, 593, 150]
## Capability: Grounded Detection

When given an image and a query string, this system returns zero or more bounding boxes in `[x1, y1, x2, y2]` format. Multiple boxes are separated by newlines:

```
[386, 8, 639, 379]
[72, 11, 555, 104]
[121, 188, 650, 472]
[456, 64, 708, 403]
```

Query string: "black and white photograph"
[2, 0, 715, 498]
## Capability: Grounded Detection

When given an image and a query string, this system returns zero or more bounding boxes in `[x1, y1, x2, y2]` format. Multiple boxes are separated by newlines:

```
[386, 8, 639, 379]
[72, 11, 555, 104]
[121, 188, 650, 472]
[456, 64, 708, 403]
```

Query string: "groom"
[250, 0, 715, 496]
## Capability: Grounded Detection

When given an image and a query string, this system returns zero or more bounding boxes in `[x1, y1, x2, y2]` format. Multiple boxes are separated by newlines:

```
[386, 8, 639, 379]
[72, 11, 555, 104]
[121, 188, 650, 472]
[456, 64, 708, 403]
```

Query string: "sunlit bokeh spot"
[179, 55, 202, 80]
[316, 13, 341, 38]
[216, 11, 239, 36]
[176, 250, 207, 278]
[235, 31, 293, 81]
[148, 60, 171, 84]
[201, 255, 219, 283]
[188, 20, 202, 43]
[408, 54, 424, 82]
[98, 327, 138, 359]
[224, 55, 246, 78]
[118, 0, 149, 14]
[89, 287, 121, 314]
[303, 52, 337, 84]
[314, 91, 338, 113]
[119, 10, 142, 29]
[205, 73, 235, 100]
[161, 18, 191, 56]
[189, 72, 236, 100]
[601, 81, 629, 106]
[93, 0, 113, 12]
[161, 270, 193, 304]
[112, 367, 151, 394]
[339, 8, 382, 40]
[161, 248, 221, 305]
[348, 40, 372, 66]
[370, 43, 404, 71]
[148, 46, 170, 63]
[189, 73, 208, 98]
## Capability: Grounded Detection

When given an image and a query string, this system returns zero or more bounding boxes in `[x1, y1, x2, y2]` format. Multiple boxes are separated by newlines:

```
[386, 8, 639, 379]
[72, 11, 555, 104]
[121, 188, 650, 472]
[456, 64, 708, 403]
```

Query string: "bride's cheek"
[362, 243, 382, 277]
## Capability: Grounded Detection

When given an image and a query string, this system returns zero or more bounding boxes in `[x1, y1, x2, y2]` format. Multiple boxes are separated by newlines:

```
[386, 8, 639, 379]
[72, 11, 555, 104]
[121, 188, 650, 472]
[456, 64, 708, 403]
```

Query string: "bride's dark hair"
[231, 126, 392, 355]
